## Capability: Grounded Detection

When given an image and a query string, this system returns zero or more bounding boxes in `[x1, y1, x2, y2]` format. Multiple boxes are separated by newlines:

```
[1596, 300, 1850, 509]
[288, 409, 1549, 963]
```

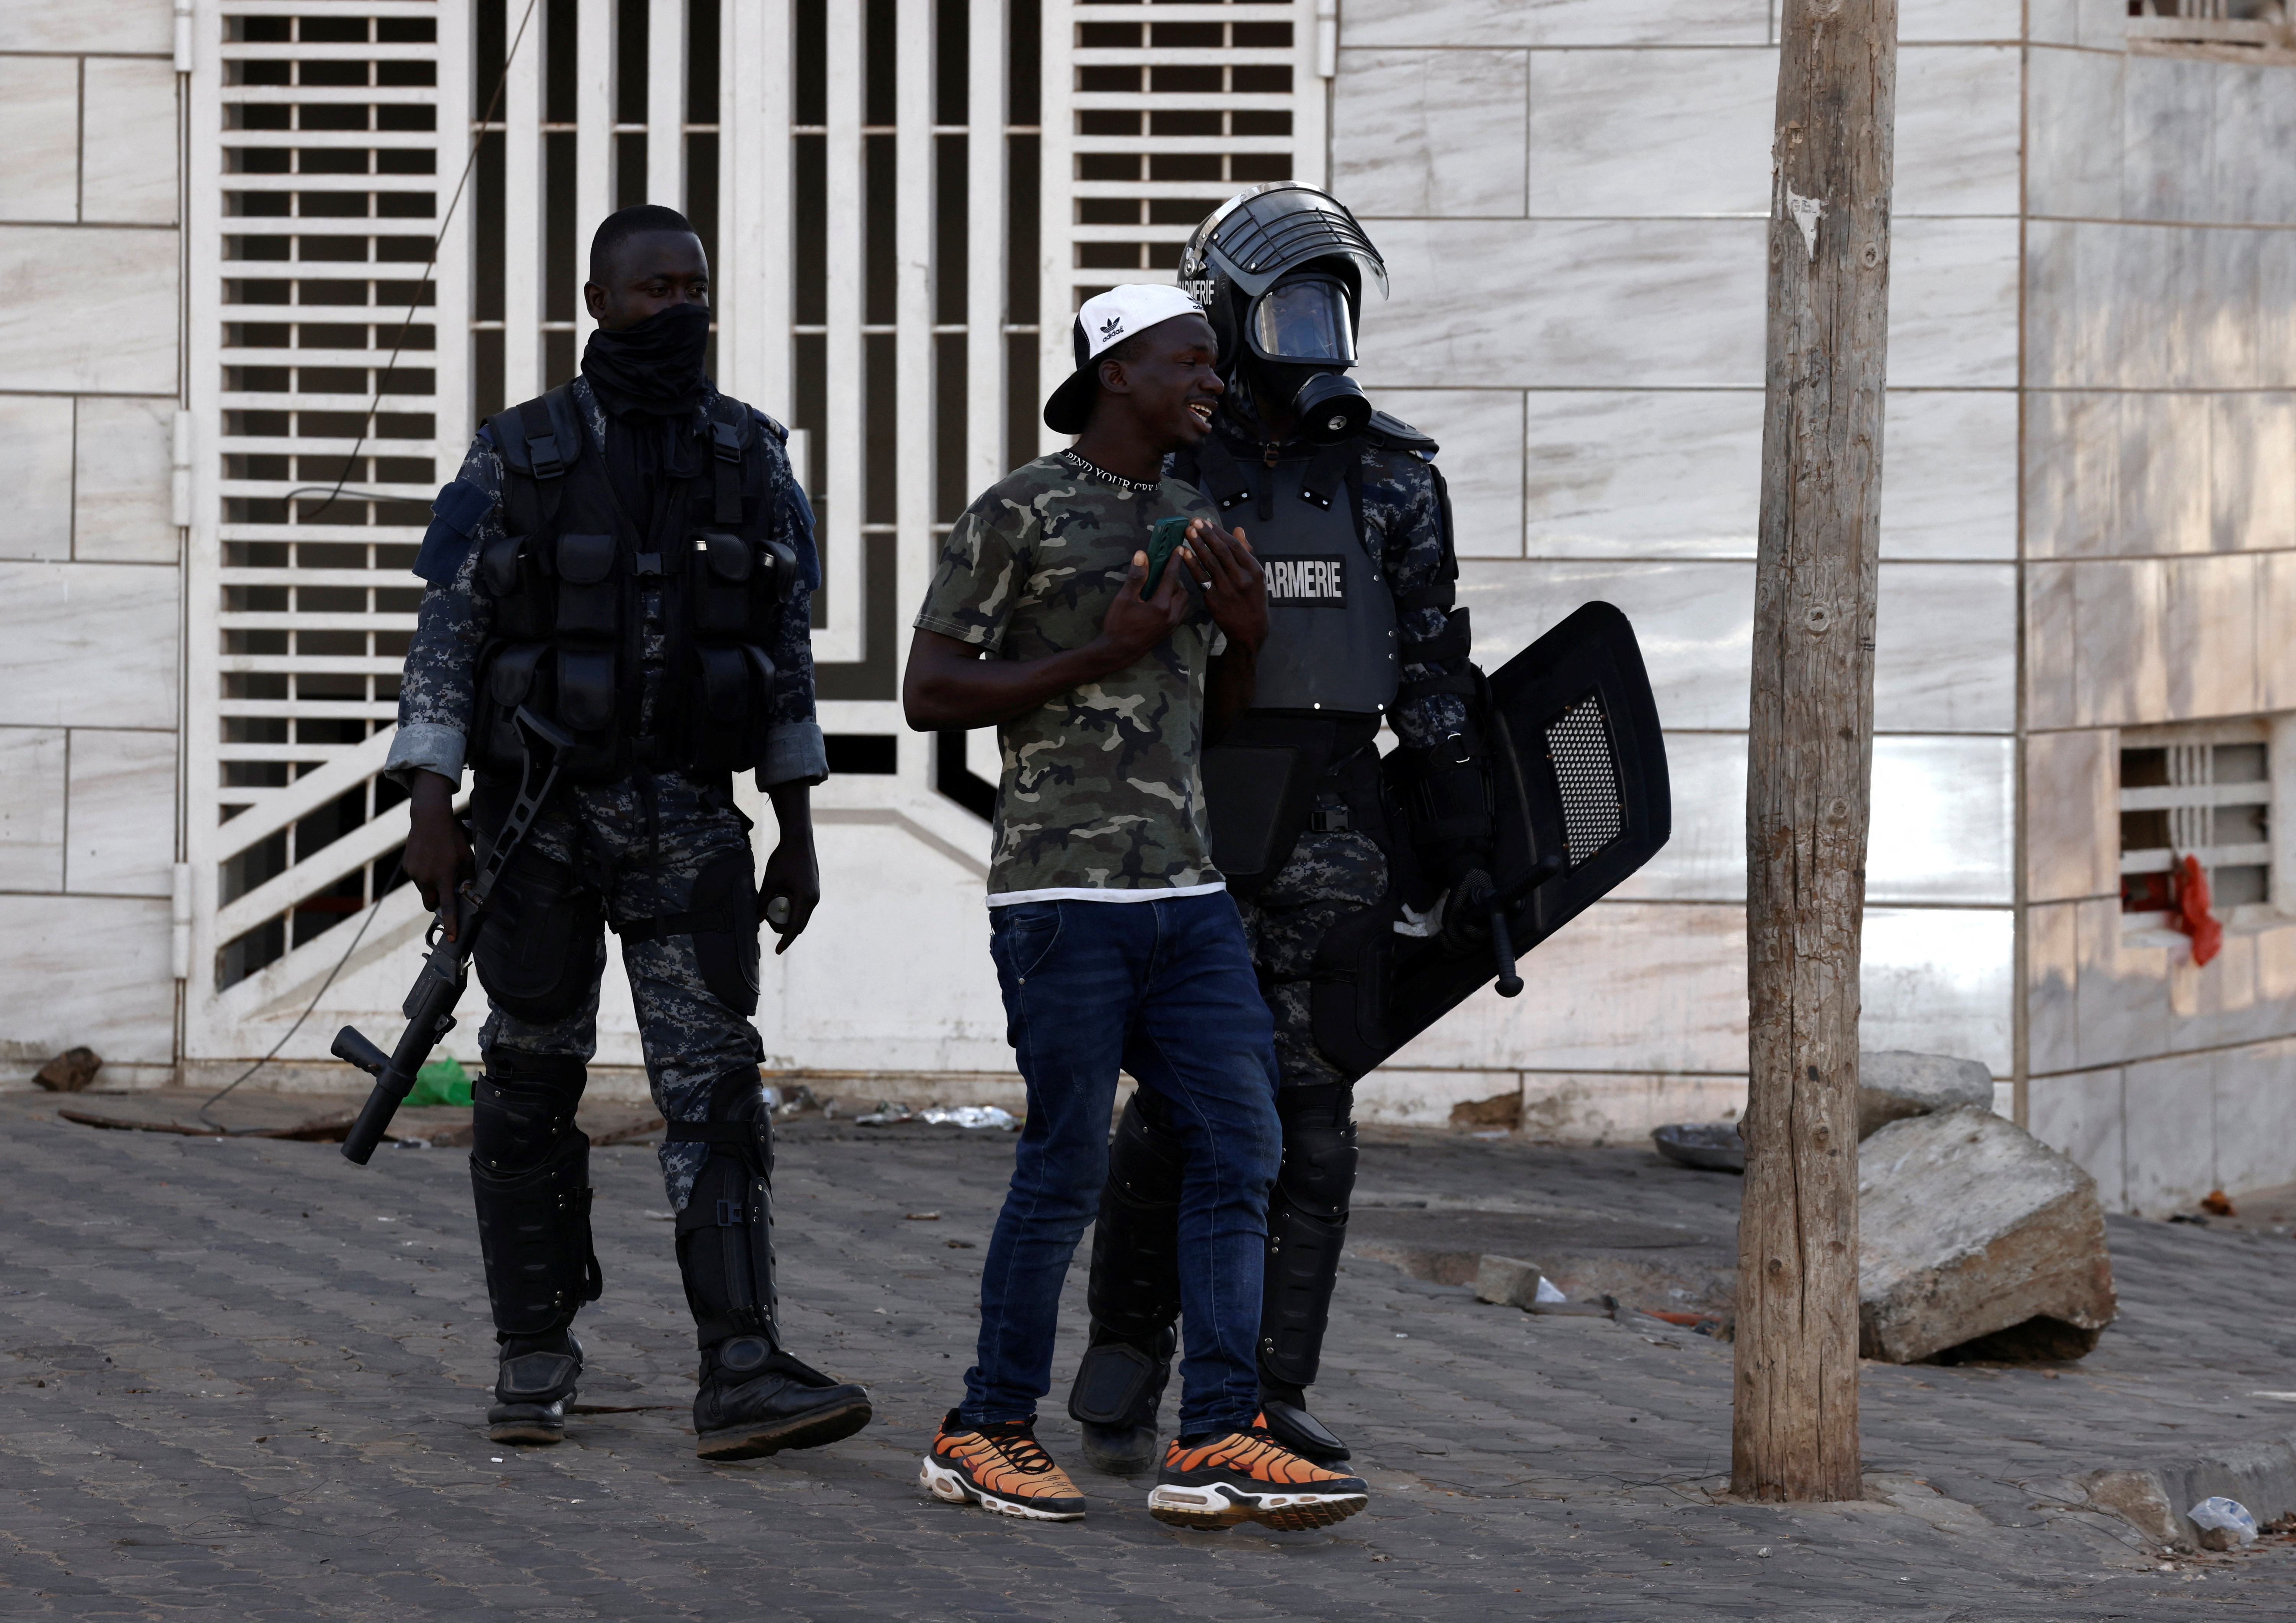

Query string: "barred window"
[2119, 727, 2272, 920]
[2126, 2, 2295, 59]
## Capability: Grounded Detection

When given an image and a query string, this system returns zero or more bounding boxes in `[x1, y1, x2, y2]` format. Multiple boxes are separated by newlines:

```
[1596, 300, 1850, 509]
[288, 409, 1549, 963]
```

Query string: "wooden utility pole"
[1733, 0, 1898, 1503]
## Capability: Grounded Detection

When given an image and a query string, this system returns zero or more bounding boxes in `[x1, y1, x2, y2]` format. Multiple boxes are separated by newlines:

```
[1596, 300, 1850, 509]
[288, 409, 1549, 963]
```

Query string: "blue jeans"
[959, 891, 1282, 1437]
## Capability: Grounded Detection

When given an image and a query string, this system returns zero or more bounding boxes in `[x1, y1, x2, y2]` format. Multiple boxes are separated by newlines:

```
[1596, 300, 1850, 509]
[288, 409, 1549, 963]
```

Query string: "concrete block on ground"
[1472, 1254, 1544, 1307]
[2078, 1469, 2182, 1548]
[1859, 1047, 1995, 1139]
[1859, 1106, 2118, 1364]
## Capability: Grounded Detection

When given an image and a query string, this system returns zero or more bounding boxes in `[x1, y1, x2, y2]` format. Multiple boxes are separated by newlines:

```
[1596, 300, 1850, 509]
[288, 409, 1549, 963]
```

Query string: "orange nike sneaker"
[919, 1411, 1089, 1522]
[1146, 1417, 1371, 1530]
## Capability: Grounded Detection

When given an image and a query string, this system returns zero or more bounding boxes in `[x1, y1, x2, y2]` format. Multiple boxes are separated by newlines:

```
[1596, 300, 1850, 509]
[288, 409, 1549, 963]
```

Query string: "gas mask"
[1238, 273, 1369, 444]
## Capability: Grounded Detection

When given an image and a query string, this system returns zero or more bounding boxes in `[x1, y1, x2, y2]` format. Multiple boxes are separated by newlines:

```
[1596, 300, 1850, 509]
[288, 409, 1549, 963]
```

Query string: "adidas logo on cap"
[1075, 284, 1203, 362]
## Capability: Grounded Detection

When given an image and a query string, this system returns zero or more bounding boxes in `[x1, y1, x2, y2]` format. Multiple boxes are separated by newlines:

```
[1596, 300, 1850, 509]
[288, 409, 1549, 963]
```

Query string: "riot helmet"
[1179, 183, 1387, 444]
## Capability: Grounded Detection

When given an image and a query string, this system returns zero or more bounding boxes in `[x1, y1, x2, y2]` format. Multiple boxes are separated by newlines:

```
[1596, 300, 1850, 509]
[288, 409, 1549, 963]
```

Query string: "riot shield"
[1323, 600, 1671, 1072]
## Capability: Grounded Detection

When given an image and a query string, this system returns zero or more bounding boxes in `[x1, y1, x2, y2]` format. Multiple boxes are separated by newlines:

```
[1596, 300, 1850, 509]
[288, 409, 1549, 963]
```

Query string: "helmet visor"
[1245, 277, 1357, 366]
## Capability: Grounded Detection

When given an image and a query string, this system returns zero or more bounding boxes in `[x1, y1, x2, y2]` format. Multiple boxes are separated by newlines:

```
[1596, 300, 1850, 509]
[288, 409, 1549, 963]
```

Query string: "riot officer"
[1067, 185, 1497, 1471]
[388, 204, 871, 1458]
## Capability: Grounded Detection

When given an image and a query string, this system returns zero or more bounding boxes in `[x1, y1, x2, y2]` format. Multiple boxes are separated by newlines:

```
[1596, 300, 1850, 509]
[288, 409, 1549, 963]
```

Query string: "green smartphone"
[1141, 515, 1192, 598]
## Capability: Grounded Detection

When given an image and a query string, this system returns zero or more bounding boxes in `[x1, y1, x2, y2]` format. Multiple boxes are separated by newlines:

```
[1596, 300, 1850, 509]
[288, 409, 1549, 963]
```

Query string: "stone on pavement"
[1858, 1048, 1993, 1139]
[1471, 1253, 1544, 1308]
[32, 1046, 100, 1092]
[1858, 1106, 2118, 1364]
[2078, 1468, 2182, 1548]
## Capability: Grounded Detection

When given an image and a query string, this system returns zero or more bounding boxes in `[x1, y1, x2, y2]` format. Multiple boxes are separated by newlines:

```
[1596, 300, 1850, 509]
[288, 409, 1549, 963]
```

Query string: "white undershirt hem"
[985, 881, 1229, 908]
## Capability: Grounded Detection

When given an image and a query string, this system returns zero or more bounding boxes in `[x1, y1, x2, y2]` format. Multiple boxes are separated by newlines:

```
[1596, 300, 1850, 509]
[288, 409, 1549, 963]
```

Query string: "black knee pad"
[672, 1069, 779, 1349]
[470, 1125, 602, 1337]
[471, 1050, 587, 1175]
[1274, 1082, 1359, 1221]
[1083, 1090, 1189, 1338]
[474, 844, 604, 1022]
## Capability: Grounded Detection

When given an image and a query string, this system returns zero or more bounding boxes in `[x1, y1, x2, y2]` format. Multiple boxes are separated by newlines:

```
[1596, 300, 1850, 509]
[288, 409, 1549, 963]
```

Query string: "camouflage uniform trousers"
[473, 767, 764, 1209]
[1235, 795, 1389, 1091]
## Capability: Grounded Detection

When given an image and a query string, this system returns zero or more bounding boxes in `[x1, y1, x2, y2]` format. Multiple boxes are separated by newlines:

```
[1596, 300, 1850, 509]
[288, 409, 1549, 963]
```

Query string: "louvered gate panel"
[1037, 0, 1326, 450]
[186, 1, 471, 1041]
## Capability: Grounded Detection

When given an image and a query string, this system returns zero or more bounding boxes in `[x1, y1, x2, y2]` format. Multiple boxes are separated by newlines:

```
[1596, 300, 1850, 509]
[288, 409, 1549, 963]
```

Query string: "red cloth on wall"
[2173, 854, 2223, 967]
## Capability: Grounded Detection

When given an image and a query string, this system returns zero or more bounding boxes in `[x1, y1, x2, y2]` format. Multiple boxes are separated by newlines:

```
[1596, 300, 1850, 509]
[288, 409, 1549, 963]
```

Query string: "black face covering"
[581, 300, 712, 417]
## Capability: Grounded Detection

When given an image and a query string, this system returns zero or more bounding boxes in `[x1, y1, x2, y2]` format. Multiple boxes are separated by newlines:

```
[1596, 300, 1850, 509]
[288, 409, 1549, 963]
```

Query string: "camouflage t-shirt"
[915, 451, 1228, 904]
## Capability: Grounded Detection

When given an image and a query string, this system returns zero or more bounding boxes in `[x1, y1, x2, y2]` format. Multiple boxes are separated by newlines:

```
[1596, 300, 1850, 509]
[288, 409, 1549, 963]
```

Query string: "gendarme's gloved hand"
[1437, 869, 1499, 959]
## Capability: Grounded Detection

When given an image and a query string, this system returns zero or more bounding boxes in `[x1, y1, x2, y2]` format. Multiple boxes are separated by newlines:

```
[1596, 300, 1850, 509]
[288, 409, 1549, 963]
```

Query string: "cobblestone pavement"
[5, 1091, 2296, 1621]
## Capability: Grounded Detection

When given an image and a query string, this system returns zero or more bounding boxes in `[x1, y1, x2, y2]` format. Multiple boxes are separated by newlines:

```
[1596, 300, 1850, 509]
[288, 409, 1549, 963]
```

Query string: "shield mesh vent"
[1545, 694, 1623, 867]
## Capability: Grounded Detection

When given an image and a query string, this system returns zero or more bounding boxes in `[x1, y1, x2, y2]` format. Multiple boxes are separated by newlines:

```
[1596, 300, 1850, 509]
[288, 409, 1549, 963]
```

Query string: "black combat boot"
[692, 1335, 873, 1462]
[488, 1328, 584, 1444]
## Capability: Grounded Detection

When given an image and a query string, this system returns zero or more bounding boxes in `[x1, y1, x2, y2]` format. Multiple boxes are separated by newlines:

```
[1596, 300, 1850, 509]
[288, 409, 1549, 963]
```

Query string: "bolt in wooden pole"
[1732, 0, 1897, 1504]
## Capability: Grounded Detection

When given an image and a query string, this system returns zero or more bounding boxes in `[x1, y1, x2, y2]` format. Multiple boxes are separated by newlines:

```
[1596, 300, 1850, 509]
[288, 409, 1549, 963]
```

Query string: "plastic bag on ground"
[405, 1056, 473, 1108]
[921, 1105, 1018, 1131]
[2188, 1496, 2258, 1549]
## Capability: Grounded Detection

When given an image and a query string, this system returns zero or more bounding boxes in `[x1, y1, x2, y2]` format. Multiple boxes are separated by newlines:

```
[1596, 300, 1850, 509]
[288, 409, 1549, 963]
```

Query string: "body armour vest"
[474, 382, 800, 783]
[1176, 432, 1399, 717]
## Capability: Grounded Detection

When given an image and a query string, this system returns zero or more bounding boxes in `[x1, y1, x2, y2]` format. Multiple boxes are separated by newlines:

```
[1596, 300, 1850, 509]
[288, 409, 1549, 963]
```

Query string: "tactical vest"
[1176, 429, 1400, 717]
[473, 382, 800, 783]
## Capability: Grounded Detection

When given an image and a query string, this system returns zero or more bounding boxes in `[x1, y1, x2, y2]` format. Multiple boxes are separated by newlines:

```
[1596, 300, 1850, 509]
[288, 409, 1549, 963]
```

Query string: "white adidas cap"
[1042, 283, 1209, 434]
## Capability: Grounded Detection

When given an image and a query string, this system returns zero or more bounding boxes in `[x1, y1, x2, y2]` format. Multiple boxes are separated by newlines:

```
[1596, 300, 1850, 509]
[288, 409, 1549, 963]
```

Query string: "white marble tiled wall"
[2033, 1036, 2296, 1215]
[1339, 0, 2070, 1140]
[0, 10, 181, 1085]
[2014, 28, 2296, 1211]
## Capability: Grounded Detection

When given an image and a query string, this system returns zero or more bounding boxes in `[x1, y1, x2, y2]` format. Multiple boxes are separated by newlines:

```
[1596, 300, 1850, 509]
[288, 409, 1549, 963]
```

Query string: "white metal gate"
[181, 0, 1326, 1069]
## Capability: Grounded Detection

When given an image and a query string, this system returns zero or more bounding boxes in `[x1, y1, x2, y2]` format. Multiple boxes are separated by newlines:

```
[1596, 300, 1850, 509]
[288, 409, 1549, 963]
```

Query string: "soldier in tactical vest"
[1066, 186, 1498, 1472]
[387, 205, 871, 1458]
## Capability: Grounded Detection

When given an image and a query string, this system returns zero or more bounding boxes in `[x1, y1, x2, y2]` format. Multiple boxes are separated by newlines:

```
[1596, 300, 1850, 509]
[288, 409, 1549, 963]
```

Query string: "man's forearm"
[903, 635, 1131, 731]
[768, 778, 814, 846]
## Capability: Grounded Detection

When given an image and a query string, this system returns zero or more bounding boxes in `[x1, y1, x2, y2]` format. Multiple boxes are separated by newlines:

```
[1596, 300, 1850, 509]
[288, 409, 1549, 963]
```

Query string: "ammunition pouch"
[478, 386, 800, 785]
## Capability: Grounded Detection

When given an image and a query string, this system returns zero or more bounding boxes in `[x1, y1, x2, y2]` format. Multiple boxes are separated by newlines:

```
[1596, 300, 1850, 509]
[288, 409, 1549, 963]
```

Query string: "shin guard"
[1083, 1089, 1189, 1339]
[470, 1125, 603, 1338]
[671, 1070, 780, 1351]
[1259, 1082, 1359, 1397]
[1068, 1090, 1188, 1432]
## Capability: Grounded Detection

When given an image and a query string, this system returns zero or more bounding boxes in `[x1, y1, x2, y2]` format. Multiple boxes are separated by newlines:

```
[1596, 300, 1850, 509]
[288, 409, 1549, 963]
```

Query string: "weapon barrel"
[340, 1061, 416, 1166]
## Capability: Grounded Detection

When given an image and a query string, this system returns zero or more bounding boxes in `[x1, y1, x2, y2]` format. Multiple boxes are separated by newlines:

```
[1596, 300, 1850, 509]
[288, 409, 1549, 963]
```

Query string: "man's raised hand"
[1181, 519, 1266, 657]
[1095, 547, 1192, 668]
